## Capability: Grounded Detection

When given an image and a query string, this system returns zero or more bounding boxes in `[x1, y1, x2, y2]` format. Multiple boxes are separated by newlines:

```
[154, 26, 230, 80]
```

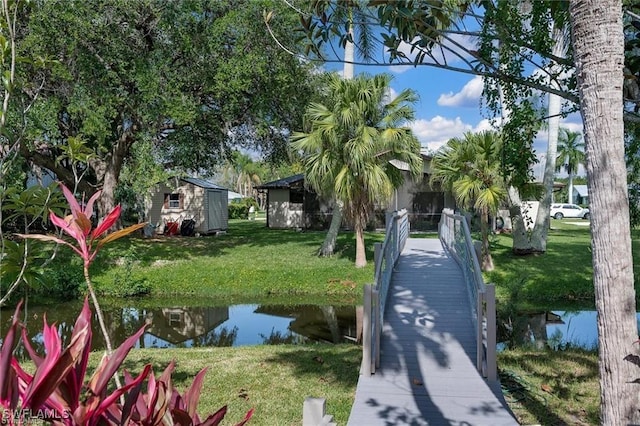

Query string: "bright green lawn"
[114, 345, 361, 426]
[485, 220, 640, 310]
[90, 220, 383, 303]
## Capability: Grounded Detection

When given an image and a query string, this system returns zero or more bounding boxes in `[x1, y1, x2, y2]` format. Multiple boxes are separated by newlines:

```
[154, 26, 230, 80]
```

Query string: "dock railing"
[361, 209, 409, 375]
[438, 208, 497, 381]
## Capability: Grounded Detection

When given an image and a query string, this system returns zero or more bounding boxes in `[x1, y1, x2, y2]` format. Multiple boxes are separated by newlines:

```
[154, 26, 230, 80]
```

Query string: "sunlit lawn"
[485, 219, 640, 310]
[113, 345, 361, 426]
[498, 348, 599, 425]
[91, 220, 383, 303]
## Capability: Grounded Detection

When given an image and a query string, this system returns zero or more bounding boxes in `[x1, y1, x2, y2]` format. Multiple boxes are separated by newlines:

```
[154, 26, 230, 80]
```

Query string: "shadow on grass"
[262, 345, 361, 389]
[487, 226, 597, 310]
[499, 349, 599, 425]
[97, 220, 384, 267]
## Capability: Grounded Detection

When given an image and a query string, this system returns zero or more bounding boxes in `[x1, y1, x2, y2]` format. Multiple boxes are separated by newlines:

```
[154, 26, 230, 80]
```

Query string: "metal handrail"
[361, 209, 408, 375]
[438, 208, 497, 381]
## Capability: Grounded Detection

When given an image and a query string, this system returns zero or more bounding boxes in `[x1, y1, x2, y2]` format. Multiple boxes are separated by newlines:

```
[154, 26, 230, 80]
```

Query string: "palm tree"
[316, 1, 379, 257]
[430, 131, 506, 271]
[556, 128, 585, 204]
[292, 73, 422, 267]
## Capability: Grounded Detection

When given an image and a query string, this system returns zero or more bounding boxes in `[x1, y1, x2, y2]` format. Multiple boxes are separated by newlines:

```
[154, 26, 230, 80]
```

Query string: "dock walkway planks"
[347, 238, 518, 426]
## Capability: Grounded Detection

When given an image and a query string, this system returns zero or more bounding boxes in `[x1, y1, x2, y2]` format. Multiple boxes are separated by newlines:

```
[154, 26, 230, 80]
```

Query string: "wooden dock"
[347, 238, 518, 426]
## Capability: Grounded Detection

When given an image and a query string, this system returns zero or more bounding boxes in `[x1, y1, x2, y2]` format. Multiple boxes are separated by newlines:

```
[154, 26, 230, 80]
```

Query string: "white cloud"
[390, 33, 478, 74]
[437, 76, 484, 107]
[411, 115, 492, 152]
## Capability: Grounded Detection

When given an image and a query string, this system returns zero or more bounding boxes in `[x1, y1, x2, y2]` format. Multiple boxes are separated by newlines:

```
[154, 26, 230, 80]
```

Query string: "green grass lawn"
[114, 345, 361, 426]
[91, 220, 383, 303]
[485, 219, 640, 310]
[498, 348, 599, 425]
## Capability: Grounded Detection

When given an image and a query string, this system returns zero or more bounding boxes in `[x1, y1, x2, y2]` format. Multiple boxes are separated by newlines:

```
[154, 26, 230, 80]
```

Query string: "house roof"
[256, 174, 305, 189]
[573, 184, 588, 197]
[181, 177, 227, 190]
[228, 190, 244, 200]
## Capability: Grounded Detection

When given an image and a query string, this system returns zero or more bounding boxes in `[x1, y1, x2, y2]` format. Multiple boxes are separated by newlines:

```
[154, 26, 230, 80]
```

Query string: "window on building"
[289, 188, 304, 204]
[164, 193, 183, 209]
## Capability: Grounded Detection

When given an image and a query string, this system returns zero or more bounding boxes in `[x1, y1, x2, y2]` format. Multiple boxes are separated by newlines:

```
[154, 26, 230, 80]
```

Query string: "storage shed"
[147, 177, 228, 235]
[255, 174, 331, 229]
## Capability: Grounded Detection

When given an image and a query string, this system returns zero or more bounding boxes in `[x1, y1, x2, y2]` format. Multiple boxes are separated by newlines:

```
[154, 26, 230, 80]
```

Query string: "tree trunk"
[570, 1, 639, 423]
[480, 207, 494, 271]
[531, 24, 566, 252]
[319, 201, 342, 257]
[567, 172, 574, 204]
[97, 133, 132, 218]
[354, 215, 367, 268]
[507, 186, 536, 254]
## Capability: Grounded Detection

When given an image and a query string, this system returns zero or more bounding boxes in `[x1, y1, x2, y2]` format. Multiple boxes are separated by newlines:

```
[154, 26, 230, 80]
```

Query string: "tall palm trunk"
[570, 0, 638, 422]
[354, 215, 367, 268]
[479, 206, 494, 271]
[319, 23, 354, 257]
[496, 35, 535, 254]
[531, 24, 566, 252]
[567, 171, 574, 203]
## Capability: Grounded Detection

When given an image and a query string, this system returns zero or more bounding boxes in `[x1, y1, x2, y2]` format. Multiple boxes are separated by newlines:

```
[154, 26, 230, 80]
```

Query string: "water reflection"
[0, 301, 361, 355]
[498, 310, 626, 350]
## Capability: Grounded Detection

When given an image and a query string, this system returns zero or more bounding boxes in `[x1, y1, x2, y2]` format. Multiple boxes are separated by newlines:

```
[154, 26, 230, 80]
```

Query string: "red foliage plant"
[0, 299, 254, 426]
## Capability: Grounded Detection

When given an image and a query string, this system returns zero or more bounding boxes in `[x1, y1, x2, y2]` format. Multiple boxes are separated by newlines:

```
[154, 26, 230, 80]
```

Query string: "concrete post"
[303, 397, 336, 426]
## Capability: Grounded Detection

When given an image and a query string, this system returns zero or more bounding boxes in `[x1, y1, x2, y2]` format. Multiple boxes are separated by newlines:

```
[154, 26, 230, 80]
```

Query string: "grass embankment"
[499, 348, 600, 425]
[91, 220, 382, 302]
[113, 345, 361, 426]
[486, 220, 640, 310]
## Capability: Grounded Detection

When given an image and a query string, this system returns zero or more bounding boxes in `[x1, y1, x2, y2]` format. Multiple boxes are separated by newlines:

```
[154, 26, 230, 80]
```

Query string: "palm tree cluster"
[430, 131, 506, 271]
[292, 73, 422, 267]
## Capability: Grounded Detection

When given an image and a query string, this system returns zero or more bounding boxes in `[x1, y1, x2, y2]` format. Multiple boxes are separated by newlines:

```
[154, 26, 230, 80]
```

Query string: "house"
[256, 154, 454, 231]
[255, 174, 331, 229]
[147, 177, 228, 235]
[388, 155, 455, 231]
[573, 184, 589, 205]
[227, 190, 244, 204]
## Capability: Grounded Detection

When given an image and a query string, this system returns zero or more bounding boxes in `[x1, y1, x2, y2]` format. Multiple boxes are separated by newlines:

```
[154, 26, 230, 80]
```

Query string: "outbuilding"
[255, 174, 331, 229]
[147, 177, 228, 235]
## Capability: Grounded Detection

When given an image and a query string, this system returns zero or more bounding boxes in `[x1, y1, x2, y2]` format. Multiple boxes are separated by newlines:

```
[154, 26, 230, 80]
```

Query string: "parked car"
[550, 203, 590, 220]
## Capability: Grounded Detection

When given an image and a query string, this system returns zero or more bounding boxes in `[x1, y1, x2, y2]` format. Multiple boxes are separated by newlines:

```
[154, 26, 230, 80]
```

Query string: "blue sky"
[323, 34, 586, 180]
[366, 63, 584, 179]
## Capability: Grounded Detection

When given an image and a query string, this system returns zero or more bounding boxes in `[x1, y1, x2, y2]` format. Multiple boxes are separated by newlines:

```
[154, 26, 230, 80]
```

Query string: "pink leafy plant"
[0, 299, 254, 425]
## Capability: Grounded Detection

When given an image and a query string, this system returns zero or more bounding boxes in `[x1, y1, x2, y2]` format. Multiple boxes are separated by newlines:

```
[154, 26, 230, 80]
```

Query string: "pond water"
[0, 301, 360, 355]
[3, 299, 633, 354]
[498, 310, 640, 350]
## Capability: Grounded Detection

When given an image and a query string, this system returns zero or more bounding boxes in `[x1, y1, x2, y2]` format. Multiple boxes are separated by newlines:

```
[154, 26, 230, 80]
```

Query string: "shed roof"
[256, 174, 305, 189]
[181, 177, 227, 190]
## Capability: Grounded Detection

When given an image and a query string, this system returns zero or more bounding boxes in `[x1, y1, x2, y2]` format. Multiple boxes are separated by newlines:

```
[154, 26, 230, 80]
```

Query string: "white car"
[550, 203, 590, 220]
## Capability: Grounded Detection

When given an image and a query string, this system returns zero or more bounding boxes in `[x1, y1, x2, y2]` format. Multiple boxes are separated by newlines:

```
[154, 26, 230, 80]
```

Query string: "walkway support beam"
[360, 209, 408, 376]
[438, 208, 498, 382]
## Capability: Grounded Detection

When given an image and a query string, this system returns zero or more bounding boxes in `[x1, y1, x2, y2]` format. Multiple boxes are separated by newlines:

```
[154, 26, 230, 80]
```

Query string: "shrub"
[228, 198, 259, 220]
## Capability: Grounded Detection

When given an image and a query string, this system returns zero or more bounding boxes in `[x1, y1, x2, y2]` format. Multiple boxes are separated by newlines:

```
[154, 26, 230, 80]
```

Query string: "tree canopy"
[9, 0, 320, 213]
[282, 1, 640, 186]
